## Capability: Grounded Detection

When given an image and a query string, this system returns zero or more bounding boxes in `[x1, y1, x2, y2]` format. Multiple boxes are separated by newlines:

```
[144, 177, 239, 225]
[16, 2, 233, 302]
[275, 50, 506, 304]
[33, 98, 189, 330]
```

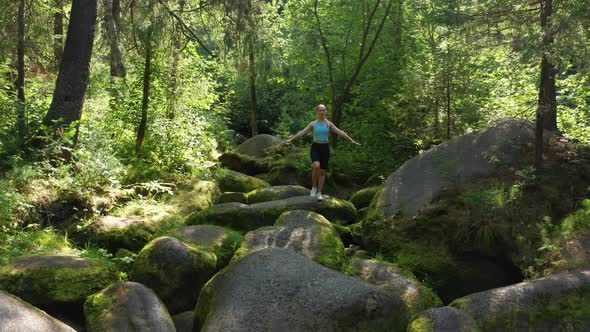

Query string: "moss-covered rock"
[187, 195, 358, 232]
[194, 248, 409, 331]
[408, 306, 479, 332]
[170, 180, 220, 215]
[349, 186, 382, 210]
[84, 281, 175, 332]
[215, 169, 270, 193]
[0, 290, 76, 332]
[166, 225, 243, 267]
[129, 237, 218, 314]
[185, 202, 264, 232]
[218, 191, 248, 204]
[246, 185, 310, 204]
[218, 151, 272, 175]
[344, 258, 442, 316]
[0, 254, 119, 307]
[172, 311, 194, 332]
[70, 215, 179, 252]
[450, 269, 590, 331]
[234, 210, 345, 270]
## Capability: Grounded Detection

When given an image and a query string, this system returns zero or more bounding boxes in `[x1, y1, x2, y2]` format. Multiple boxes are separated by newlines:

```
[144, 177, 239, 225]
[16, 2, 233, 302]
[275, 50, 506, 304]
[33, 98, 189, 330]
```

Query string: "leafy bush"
[561, 199, 590, 236]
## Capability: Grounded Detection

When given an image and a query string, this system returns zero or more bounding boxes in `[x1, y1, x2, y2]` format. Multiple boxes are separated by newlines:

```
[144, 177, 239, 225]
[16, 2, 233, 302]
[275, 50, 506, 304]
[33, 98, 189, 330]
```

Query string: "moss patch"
[407, 316, 434, 332]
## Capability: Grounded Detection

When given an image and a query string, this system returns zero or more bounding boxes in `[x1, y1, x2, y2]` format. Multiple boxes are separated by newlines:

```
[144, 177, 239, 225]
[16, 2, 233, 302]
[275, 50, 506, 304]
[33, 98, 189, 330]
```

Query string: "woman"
[281, 104, 360, 201]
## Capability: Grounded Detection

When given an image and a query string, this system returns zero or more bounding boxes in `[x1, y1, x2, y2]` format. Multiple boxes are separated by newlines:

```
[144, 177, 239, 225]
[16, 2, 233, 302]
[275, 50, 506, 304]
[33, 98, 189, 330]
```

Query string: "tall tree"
[104, 0, 126, 77]
[53, 0, 64, 70]
[42, 0, 97, 145]
[16, 0, 26, 143]
[312, 0, 393, 146]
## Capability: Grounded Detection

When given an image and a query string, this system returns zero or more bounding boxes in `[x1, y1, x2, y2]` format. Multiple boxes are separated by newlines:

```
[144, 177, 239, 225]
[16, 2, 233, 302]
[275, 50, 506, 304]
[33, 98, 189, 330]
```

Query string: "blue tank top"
[313, 120, 329, 142]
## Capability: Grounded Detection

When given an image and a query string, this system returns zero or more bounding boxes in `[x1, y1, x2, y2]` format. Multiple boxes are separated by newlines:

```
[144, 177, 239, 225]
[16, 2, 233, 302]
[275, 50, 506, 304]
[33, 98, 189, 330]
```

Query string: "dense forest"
[1, 0, 590, 331]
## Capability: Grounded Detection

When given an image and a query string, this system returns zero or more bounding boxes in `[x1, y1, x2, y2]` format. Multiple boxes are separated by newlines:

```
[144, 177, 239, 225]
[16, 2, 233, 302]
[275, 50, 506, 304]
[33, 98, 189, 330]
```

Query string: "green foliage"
[561, 199, 590, 236]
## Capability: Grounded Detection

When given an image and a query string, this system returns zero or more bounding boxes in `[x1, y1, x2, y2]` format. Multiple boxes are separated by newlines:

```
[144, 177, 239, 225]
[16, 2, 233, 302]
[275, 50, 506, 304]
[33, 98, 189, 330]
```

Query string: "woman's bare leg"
[318, 169, 326, 193]
[312, 162, 321, 188]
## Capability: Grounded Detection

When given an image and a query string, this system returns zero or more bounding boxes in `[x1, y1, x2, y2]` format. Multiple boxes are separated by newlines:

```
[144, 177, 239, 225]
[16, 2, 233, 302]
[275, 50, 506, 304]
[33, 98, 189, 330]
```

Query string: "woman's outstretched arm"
[283, 121, 314, 144]
[328, 122, 360, 145]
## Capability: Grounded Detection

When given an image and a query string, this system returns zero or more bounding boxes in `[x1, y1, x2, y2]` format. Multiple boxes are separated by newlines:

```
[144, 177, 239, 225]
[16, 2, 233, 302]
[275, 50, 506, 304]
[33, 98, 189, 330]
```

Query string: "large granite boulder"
[218, 151, 272, 175]
[234, 210, 345, 270]
[246, 185, 310, 204]
[167, 225, 243, 266]
[349, 186, 382, 210]
[194, 248, 410, 331]
[70, 215, 166, 252]
[235, 134, 282, 157]
[84, 282, 175, 332]
[346, 258, 442, 316]
[215, 169, 270, 193]
[186, 195, 358, 231]
[130, 237, 218, 314]
[0, 254, 119, 307]
[373, 118, 536, 219]
[450, 269, 590, 331]
[0, 290, 75, 332]
[408, 306, 479, 332]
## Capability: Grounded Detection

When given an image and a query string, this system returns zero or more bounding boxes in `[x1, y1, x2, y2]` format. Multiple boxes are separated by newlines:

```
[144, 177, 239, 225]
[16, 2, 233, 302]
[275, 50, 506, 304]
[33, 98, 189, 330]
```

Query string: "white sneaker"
[316, 193, 323, 201]
[310, 187, 317, 197]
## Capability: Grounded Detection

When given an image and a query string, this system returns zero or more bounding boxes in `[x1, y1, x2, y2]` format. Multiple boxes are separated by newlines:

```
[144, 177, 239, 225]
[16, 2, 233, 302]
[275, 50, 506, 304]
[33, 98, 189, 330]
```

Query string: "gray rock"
[348, 258, 442, 315]
[377, 118, 536, 218]
[84, 282, 174, 332]
[130, 237, 217, 314]
[235, 134, 282, 158]
[187, 195, 358, 231]
[246, 185, 310, 204]
[172, 311, 194, 332]
[216, 169, 270, 193]
[195, 248, 409, 331]
[0, 254, 119, 307]
[218, 191, 248, 203]
[408, 306, 479, 332]
[450, 269, 590, 331]
[0, 290, 75, 332]
[349, 186, 382, 210]
[166, 225, 243, 265]
[235, 210, 345, 270]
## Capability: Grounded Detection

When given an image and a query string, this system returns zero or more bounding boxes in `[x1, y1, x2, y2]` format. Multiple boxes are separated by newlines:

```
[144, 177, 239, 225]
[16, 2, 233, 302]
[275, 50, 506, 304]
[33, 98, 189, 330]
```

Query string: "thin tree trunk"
[535, 0, 555, 169]
[434, 98, 439, 139]
[105, 0, 126, 77]
[329, 0, 392, 148]
[16, 0, 26, 142]
[446, 75, 451, 139]
[248, 40, 258, 136]
[135, 38, 151, 153]
[42, 0, 97, 146]
[53, 0, 64, 70]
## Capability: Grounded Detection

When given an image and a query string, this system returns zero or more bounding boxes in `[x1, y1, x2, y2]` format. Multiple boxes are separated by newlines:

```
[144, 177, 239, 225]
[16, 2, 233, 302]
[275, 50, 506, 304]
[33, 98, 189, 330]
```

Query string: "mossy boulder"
[450, 269, 590, 331]
[235, 134, 282, 158]
[408, 306, 479, 332]
[215, 169, 270, 193]
[234, 210, 345, 270]
[0, 254, 119, 307]
[0, 290, 75, 332]
[195, 248, 410, 331]
[186, 203, 264, 232]
[349, 186, 382, 210]
[375, 118, 537, 219]
[166, 225, 243, 267]
[170, 180, 220, 215]
[345, 258, 442, 316]
[187, 195, 358, 232]
[84, 281, 175, 332]
[246, 185, 310, 204]
[70, 215, 172, 252]
[129, 236, 218, 314]
[218, 151, 272, 175]
[218, 191, 248, 204]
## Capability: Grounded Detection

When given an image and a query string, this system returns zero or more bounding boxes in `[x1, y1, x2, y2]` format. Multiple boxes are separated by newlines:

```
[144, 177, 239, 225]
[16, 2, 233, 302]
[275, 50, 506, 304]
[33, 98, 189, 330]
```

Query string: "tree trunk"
[248, 38, 258, 137]
[535, 0, 555, 169]
[135, 38, 151, 153]
[53, 0, 64, 70]
[42, 0, 97, 146]
[16, 0, 26, 142]
[446, 75, 451, 139]
[105, 0, 126, 77]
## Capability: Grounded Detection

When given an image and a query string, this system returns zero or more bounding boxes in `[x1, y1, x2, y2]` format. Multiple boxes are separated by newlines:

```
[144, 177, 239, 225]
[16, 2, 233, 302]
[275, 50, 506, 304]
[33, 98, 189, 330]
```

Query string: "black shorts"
[310, 142, 330, 170]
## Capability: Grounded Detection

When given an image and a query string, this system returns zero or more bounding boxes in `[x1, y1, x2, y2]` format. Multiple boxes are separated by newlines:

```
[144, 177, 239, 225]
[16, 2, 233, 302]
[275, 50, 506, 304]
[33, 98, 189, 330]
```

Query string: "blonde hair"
[316, 104, 326, 111]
